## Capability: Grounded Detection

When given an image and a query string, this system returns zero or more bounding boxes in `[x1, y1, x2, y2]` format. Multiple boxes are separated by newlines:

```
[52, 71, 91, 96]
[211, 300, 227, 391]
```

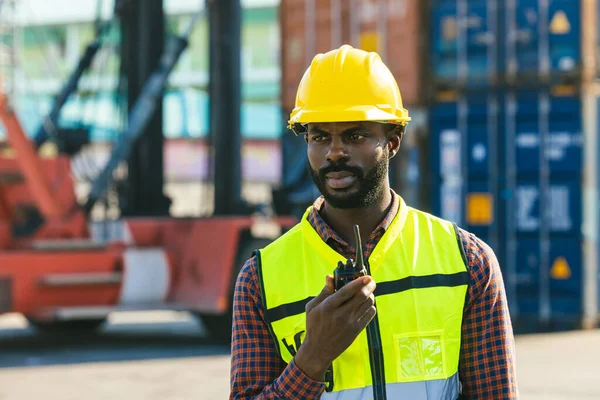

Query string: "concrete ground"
[513, 329, 600, 399]
[0, 312, 598, 399]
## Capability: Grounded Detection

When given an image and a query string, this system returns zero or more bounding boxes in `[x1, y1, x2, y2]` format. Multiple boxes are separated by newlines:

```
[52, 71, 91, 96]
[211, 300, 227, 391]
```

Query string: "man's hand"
[294, 274, 377, 381]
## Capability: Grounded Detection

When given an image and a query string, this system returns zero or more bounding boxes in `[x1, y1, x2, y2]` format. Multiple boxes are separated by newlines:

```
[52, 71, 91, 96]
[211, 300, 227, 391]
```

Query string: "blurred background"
[0, 0, 599, 398]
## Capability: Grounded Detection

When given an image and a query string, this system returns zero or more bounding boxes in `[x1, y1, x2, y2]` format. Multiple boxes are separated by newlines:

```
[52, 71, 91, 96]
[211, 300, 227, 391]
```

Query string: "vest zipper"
[365, 261, 387, 400]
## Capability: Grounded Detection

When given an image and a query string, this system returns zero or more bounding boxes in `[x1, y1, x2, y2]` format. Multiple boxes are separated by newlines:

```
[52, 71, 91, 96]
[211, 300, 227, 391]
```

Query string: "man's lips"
[325, 171, 353, 179]
[325, 171, 356, 189]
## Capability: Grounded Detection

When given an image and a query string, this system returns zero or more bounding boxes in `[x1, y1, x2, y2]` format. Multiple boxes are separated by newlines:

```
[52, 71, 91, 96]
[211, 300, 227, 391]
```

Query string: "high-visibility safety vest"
[255, 198, 470, 399]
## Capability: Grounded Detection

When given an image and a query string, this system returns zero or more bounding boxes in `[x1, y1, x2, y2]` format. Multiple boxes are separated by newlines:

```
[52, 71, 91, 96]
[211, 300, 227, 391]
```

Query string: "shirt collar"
[307, 190, 401, 247]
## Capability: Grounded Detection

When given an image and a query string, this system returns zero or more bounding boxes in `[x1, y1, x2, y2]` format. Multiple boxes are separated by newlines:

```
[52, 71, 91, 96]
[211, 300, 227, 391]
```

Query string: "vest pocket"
[393, 330, 446, 382]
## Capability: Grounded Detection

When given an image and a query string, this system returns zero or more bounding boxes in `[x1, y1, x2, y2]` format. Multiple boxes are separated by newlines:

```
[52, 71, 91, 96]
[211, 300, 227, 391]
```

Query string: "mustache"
[318, 162, 364, 179]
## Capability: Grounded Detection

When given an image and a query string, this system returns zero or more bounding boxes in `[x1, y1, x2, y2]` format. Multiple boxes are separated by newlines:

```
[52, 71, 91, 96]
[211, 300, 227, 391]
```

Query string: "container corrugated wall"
[430, 0, 596, 88]
[430, 0, 600, 331]
[502, 90, 585, 329]
[431, 93, 501, 251]
[431, 0, 499, 88]
[504, 0, 583, 85]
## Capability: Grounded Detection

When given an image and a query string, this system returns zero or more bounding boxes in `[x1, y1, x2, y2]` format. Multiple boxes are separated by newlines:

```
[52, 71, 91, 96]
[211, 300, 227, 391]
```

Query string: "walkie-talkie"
[334, 224, 368, 291]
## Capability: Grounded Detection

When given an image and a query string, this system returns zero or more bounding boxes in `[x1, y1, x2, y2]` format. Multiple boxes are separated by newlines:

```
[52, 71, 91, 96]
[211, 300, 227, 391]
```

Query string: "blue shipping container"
[511, 179, 581, 236]
[431, 0, 499, 86]
[429, 88, 596, 330]
[431, 93, 501, 251]
[504, 92, 583, 176]
[506, 0, 582, 80]
[432, 94, 499, 179]
[512, 237, 582, 321]
[431, 0, 594, 86]
[434, 177, 498, 242]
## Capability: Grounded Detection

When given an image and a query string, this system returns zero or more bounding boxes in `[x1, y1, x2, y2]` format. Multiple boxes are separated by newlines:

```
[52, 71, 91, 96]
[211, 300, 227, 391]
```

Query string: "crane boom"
[84, 28, 193, 212]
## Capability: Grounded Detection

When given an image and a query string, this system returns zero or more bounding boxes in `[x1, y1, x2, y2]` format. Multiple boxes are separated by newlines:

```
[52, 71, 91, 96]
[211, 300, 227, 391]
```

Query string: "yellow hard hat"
[288, 45, 411, 135]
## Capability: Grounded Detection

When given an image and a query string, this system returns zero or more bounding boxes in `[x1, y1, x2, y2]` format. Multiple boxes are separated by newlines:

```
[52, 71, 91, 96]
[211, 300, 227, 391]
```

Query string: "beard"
[309, 152, 389, 209]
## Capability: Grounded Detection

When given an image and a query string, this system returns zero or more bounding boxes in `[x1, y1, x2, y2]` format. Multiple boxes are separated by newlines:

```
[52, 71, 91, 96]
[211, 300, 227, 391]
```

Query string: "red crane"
[0, 0, 295, 342]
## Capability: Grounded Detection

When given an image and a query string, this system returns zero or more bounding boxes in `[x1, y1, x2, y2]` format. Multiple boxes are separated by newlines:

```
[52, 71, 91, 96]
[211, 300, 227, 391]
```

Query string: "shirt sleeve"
[457, 229, 519, 399]
[229, 256, 326, 399]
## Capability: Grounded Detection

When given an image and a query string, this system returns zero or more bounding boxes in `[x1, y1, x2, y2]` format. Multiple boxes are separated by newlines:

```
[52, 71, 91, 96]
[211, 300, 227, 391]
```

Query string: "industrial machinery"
[0, 0, 295, 341]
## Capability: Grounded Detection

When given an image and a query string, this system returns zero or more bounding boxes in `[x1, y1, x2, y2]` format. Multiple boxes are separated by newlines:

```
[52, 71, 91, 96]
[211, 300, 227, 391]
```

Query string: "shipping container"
[431, 0, 499, 88]
[430, 0, 600, 88]
[280, 0, 425, 114]
[504, 0, 586, 84]
[502, 91, 583, 177]
[514, 237, 583, 322]
[501, 88, 592, 330]
[429, 86, 600, 331]
[430, 93, 501, 251]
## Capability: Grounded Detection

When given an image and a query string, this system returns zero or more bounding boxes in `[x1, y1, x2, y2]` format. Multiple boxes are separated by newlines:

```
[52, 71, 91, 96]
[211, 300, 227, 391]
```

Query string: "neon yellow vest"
[256, 198, 469, 399]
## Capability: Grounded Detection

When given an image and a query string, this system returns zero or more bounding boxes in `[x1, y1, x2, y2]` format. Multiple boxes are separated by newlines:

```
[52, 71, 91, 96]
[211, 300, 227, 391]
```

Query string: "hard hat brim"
[288, 105, 411, 135]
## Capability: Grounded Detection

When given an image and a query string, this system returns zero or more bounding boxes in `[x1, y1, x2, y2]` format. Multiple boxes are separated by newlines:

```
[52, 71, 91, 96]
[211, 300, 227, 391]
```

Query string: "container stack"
[429, 0, 599, 331]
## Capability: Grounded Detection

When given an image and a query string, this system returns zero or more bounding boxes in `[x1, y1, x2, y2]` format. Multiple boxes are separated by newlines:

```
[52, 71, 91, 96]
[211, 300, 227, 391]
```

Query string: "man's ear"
[387, 125, 404, 159]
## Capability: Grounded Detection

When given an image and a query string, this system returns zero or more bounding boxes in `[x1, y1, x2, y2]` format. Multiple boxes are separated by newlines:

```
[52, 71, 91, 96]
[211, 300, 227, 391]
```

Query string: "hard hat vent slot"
[364, 52, 380, 75]
[333, 44, 352, 72]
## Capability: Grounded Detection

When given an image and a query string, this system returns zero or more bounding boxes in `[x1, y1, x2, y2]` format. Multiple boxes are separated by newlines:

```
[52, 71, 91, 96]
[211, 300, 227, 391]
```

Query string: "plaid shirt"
[230, 192, 518, 399]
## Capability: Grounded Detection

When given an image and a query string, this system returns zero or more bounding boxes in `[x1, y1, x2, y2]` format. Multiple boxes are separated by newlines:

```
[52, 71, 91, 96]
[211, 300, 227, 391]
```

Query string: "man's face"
[306, 121, 399, 209]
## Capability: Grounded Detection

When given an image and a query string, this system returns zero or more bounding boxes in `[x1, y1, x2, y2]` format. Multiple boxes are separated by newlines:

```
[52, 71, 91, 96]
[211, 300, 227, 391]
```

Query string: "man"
[229, 45, 518, 399]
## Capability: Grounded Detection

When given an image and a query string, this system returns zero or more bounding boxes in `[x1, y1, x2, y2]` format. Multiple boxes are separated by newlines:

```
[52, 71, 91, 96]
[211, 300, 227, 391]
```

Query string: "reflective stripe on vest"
[320, 372, 460, 400]
[257, 197, 469, 400]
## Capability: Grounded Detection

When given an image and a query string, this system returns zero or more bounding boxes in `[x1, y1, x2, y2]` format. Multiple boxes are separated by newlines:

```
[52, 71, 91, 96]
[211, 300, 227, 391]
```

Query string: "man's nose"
[326, 137, 350, 163]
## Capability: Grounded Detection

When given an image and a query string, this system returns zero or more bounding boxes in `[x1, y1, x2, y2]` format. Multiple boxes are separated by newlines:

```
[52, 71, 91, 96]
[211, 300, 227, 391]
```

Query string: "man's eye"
[349, 134, 366, 140]
[312, 135, 326, 142]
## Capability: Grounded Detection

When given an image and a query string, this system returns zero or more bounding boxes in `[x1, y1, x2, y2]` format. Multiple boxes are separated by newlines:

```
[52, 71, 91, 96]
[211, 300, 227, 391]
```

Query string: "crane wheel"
[194, 234, 272, 345]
